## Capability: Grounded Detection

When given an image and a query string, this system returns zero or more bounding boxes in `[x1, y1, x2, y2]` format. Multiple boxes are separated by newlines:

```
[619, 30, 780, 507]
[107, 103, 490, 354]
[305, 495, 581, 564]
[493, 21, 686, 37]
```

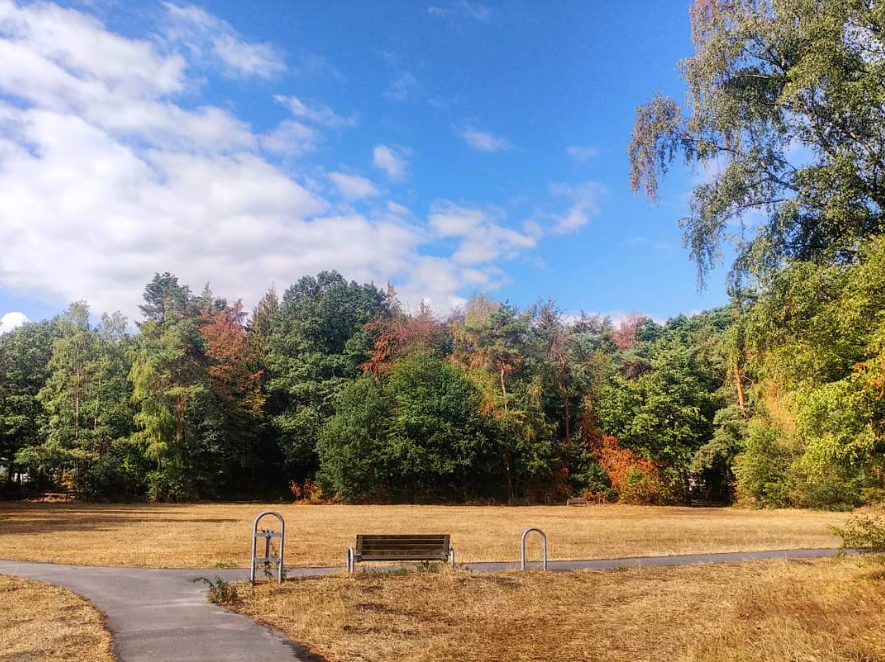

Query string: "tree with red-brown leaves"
[200, 301, 264, 417]
[612, 312, 646, 350]
[362, 298, 447, 377]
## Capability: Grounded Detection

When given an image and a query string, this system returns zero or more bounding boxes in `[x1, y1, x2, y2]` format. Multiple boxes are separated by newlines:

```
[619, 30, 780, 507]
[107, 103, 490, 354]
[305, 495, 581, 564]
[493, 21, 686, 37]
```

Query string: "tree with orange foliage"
[200, 301, 265, 418]
[362, 295, 447, 378]
[612, 312, 646, 350]
[593, 434, 665, 504]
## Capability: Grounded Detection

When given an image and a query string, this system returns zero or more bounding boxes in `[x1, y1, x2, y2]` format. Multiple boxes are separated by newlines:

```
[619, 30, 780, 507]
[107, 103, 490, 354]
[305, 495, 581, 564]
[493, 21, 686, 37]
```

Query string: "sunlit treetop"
[630, 0, 885, 290]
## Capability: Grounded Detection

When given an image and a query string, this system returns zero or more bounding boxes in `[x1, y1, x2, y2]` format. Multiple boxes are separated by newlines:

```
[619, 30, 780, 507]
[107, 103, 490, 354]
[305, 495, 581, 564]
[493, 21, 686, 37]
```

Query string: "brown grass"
[0, 502, 851, 568]
[0, 575, 115, 662]
[233, 558, 885, 662]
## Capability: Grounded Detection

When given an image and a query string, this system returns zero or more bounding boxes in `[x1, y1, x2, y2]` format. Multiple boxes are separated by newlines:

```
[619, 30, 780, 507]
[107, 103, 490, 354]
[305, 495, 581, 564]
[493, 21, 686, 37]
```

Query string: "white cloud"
[386, 201, 412, 216]
[273, 94, 355, 128]
[428, 201, 536, 266]
[428, 2, 492, 22]
[549, 181, 606, 234]
[0, 1, 588, 320]
[393, 256, 468, 312]
[328, 172, 380, 200]
[260, 119, 319, 157]
[0, 311, 29, 333]
[386, 72, 418, 102]
[162, 2, 285, 79]
[458, 125, 510, 152]
[429, 202, 485, 237]
[0, 2, 435, 318]
[458, 2, 492, 21]
[567, 145, 599, 162]
[372, 144, 409, 181]
[0, 2, 254, 153]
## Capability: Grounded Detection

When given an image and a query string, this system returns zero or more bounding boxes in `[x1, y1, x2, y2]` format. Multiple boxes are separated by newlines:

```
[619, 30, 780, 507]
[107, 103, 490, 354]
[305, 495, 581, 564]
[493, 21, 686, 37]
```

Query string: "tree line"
[0, 255, 881, 509]
[0, 272, 732, 503]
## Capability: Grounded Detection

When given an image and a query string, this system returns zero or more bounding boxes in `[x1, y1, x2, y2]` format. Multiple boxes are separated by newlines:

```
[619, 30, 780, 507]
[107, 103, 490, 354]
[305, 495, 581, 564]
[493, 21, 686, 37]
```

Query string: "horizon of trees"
[0, 271, 739, 504]
[0, 255, 880, 510]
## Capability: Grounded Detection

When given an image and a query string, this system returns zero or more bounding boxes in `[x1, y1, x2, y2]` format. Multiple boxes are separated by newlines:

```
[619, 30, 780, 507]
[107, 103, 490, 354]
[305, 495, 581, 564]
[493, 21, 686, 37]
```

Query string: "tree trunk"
[498, 364, 508, 413]
[734, 361, 747, 419]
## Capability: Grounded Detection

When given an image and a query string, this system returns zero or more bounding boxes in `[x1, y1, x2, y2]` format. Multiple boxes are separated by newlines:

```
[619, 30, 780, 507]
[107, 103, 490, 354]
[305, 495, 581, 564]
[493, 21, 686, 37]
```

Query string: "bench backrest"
[355, 534, 450, 562]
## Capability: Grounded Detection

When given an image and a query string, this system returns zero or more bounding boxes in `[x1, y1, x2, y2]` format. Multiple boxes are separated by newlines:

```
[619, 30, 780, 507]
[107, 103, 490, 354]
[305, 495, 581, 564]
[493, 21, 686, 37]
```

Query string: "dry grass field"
[0, 502, 851, 568]
[233, 558, 885, 662]
[0, 575, 115, 662]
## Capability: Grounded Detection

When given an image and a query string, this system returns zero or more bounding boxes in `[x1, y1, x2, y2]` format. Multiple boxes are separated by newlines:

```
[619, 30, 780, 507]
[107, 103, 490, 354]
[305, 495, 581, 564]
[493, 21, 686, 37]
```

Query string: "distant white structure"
[0, 311, 30, 334]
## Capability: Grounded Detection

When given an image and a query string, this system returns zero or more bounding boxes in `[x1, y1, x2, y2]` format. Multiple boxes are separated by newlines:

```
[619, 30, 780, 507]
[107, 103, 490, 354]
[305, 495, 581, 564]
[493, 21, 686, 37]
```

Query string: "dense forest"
[0, 256, 882, 509]
[2, 0, 885, 508]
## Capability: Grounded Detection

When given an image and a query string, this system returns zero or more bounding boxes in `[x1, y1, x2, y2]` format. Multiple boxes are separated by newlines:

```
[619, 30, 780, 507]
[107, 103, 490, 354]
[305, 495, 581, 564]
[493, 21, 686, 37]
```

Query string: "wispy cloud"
[428, 201, 536, 266]
[428, 2, 492, 22]
[373, 144, 410, 182]
[385, 72, 419, 101]
[567, 145, 599, 162]
[458, 126, 511, 152]
[273, 94, 355, 128]
[549, 182, 606, 234]
[260, 120, 319, 157]
[162, 2, 285, 78]
[328, 172, 380, 200]
[627, 236, 674, 251]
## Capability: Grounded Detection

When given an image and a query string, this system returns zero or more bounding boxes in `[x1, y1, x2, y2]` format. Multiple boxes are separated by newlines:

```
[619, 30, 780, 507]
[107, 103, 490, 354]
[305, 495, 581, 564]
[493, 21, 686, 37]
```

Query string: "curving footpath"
[0, 548, 842, 662]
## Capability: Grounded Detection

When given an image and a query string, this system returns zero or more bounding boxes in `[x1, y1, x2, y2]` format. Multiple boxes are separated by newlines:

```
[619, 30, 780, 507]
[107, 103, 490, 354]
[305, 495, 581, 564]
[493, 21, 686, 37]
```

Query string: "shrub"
[594, 435, 672, 504]
[289, 478, 324, 504]
[830, 515, 885, 556]
[193, 576, 239, 605]
[733, 422, 795, 507]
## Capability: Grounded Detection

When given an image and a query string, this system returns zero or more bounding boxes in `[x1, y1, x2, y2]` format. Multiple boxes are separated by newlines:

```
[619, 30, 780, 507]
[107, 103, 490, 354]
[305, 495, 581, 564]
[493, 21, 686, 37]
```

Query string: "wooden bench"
[508, 496, 531, 506]
[38, 491, 76, 502]
[566, 497, 589, 506]
[346, 534, 454, 572]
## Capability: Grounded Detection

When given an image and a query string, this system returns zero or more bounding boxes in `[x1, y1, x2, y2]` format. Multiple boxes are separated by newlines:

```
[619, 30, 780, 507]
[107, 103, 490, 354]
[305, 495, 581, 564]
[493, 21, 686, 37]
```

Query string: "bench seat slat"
[354, 534, 451, 565]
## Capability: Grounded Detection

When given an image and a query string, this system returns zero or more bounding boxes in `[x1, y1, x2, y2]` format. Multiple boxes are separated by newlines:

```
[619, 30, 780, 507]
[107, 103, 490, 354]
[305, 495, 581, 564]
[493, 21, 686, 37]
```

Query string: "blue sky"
[0, 0, 729, 329]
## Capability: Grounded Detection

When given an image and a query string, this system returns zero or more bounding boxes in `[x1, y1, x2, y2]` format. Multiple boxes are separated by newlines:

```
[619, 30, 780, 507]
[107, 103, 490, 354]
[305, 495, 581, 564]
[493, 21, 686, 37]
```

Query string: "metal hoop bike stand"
[251, 511, 285, 585]
[520, 527, 548, 571]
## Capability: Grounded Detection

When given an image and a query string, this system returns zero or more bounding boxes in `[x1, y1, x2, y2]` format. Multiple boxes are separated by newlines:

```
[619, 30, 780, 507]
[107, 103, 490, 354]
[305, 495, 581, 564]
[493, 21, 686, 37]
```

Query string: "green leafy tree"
[0, 319, 57, 493]
[19, 304, 134, 495]
[264, 271, 386, 475]
[630, 0, 885, 287]
[735, 235, 885, 508]
[318, 351, 497, 501]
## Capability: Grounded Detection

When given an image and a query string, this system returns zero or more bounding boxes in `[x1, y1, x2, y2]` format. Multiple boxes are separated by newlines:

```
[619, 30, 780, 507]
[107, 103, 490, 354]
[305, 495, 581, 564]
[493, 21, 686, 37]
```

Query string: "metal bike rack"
[520, 527, 548, 571]
[251, 511, 285, 585]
